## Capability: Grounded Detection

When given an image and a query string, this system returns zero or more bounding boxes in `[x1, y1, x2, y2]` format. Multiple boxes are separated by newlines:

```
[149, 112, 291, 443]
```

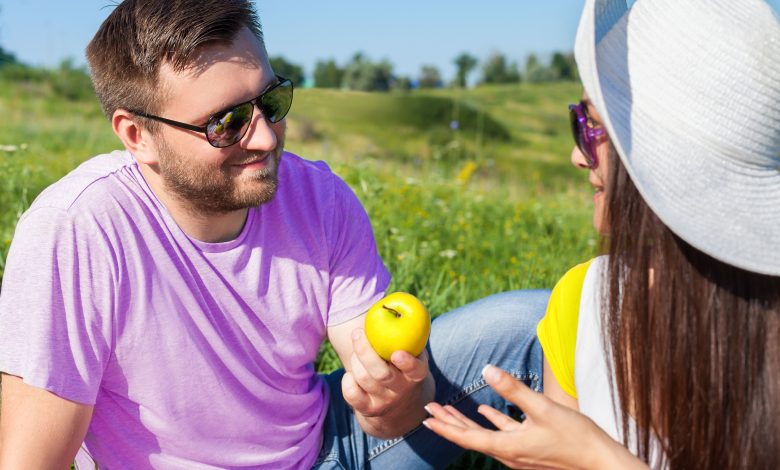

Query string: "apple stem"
[382, 305, 402, 318]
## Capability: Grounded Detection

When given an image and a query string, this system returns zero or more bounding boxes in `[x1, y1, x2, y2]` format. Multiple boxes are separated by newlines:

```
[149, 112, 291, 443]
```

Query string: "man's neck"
[138, 164, 249, 243]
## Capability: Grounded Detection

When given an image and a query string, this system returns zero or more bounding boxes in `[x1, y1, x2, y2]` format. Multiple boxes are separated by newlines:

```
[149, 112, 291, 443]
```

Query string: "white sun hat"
[574, 0, 780, 276]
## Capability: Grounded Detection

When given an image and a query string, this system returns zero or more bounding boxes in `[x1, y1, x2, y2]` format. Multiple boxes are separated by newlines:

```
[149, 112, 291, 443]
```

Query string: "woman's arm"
[543, 358, 579, 411]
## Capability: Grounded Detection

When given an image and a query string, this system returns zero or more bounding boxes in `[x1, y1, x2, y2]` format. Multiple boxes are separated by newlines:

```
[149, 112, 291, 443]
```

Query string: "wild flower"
[439, 249, 457, 259]
[456, 161, 477, 184]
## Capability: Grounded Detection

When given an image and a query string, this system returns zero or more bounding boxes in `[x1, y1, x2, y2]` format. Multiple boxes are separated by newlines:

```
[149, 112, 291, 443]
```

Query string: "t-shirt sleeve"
[325, 176, 391, 326]
[536, 259, 593, 399]
[0, 207, 115, 405]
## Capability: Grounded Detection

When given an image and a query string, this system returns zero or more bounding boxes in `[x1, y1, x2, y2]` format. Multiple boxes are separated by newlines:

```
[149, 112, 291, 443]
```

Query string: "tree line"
[271, 50, 579, 91]
[0, 44, 577, 97]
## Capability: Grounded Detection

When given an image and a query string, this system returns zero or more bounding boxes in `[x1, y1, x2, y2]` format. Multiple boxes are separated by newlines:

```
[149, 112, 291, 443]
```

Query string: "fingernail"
[351, 329, 361, 341]
[424, 405, 432, 415]
[422, 419, 432, 429]
[482, 364, 499, 381]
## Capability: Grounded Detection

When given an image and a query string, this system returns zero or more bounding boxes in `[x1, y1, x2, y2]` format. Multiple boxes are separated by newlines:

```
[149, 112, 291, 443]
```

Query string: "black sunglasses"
[130, 75, 293, 148]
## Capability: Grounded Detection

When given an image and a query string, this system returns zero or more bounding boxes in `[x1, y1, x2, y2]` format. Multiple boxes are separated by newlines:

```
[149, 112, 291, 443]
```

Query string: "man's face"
[149, 27, 286, 214]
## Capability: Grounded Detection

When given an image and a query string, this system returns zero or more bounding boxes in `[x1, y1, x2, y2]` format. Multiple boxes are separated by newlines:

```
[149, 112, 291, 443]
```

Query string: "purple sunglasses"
[568, 101, 606, 169]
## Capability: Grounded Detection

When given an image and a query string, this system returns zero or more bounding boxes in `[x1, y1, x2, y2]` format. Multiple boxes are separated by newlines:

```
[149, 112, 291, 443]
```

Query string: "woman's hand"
[423, 365, 648, 470]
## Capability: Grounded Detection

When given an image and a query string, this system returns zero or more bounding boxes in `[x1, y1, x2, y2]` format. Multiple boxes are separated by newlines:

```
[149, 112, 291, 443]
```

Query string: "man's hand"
[328, 315, 435, 439]
[0, 374, 93, 469]
[342, 328, 432, 422]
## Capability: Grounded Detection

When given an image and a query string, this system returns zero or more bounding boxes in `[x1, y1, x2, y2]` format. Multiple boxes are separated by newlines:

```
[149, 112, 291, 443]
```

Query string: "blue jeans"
[313, 289, 549, 470]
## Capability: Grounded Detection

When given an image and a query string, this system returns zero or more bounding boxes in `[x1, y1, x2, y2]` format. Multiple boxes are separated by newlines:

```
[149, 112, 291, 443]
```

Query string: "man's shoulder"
[29, 150, 136, 214]
[279, 151, 336, 180]
[277, 151, 354, 199]
[16, 150, 137, 235]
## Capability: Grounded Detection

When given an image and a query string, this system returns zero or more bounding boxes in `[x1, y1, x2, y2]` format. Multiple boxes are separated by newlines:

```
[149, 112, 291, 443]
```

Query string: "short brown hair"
[86, 0, 263, 125]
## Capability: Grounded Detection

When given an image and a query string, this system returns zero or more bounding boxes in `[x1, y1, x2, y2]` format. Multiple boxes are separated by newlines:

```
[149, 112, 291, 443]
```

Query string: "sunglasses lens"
[202, 79, 292, 148]
[569, 106, 595, 167]
[206, 102, 254, 148]
[569, 107, 581, 147]
[260, 80, 293, 123]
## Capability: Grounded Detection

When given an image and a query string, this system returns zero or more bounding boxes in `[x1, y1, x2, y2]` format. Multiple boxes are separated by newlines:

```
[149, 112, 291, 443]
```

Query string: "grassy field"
[0, 74, 597, 468]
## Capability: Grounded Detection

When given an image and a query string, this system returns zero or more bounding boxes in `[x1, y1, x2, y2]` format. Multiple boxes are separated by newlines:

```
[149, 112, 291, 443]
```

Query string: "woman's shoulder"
[553, 258, 597, 295]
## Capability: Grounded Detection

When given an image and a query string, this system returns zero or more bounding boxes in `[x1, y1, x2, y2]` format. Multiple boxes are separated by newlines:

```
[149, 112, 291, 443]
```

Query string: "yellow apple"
[364, 292, 431, 361]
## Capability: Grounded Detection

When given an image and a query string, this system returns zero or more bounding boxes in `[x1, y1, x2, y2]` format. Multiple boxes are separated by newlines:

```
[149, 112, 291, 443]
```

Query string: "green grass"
[1, 74, 595, 469]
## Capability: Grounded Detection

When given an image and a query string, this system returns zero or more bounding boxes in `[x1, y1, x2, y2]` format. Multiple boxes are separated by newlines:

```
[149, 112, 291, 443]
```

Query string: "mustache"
[228, 149, 279, 166]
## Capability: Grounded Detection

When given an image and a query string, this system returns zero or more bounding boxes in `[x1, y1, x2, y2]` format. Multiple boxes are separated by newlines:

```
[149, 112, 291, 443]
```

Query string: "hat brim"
[575, 0, 780, 276]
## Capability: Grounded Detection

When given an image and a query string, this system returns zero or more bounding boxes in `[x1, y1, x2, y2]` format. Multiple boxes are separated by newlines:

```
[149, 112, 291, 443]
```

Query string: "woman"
[423, 0, 780, 468]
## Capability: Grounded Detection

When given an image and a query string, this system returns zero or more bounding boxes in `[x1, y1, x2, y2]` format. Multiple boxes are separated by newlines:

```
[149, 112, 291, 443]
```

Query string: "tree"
[50, 58, 95, 101]
[417, 65, 442, 89]
[391, 76, 412, 92]
[269, 56, 305, 87]
[0, 7, 17, 67]
[524, 53, 556, 83]
[313, 59, 343, 88]
[550, 52, 578, 81]
[0, 46, 16, 67]
[453, 52, 478, 88]
[481, 51, 520, 84]
[341, 53, 393, 92]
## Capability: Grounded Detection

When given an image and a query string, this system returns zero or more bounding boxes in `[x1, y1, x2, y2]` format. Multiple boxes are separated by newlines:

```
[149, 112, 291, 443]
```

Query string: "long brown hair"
[603, 148, 780, 469]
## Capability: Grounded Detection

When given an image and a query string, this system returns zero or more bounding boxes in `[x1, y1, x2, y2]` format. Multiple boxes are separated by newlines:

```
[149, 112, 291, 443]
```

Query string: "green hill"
[287, 82, 583, 194]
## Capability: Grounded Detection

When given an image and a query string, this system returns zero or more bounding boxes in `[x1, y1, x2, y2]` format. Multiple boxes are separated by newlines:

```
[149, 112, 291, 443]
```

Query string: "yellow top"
[536, 259, 594, 399]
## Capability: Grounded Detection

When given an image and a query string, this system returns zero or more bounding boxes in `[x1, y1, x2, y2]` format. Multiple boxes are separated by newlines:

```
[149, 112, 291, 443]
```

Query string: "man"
[0, 1, 547, 468]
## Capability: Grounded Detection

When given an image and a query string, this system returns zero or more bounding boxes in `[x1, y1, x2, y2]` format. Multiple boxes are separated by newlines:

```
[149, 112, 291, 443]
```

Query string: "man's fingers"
[349, 353, 384, 396]
[482, 364, 547, 419]
[477, 404, 522, 431]
[341, 371, 370, 410]
[390, 349, 428, 382]
[351, 329, 394, 383]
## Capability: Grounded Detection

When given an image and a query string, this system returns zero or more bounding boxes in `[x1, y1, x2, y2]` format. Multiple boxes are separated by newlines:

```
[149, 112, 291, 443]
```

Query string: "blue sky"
[1, 1, 778, 83]
[0, 1, 583, 82]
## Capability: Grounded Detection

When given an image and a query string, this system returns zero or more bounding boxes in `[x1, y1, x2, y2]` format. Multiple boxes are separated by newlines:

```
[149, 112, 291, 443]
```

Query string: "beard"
[155, 138, 282, 215]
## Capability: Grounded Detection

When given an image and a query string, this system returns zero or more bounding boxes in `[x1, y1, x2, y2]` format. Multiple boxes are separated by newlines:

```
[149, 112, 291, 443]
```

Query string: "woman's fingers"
[478, 404, 522, 431]
[425, 402, 469, 428]
[442, 405, 482, 429]
[423, 417, 495, 452]
[482, 365, 549, 420]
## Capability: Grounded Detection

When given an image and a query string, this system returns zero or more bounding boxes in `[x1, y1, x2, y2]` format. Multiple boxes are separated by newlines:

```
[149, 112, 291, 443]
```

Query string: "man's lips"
[233, 153, 270, 167]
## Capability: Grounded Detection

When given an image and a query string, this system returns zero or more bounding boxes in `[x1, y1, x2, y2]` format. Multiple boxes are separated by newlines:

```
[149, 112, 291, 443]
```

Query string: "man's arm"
[328, 314, 435, 439]
[0, 374, 93, 469]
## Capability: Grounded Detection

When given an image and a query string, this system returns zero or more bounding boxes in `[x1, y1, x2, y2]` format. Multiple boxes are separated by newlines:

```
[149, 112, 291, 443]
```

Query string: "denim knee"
[430, 289, 550, 346]
[426, 289, 549, 395]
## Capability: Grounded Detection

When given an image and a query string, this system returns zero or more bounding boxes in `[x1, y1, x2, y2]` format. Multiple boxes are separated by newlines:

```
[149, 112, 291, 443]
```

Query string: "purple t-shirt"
[0, 150, 390, 469]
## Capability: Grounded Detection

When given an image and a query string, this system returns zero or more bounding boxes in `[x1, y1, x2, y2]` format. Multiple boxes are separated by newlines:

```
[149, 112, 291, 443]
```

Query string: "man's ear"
[112, 109, 159, 165]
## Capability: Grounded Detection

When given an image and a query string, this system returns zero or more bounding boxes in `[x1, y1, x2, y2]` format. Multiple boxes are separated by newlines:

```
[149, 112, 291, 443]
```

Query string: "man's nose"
[239, 104, 280, 151]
